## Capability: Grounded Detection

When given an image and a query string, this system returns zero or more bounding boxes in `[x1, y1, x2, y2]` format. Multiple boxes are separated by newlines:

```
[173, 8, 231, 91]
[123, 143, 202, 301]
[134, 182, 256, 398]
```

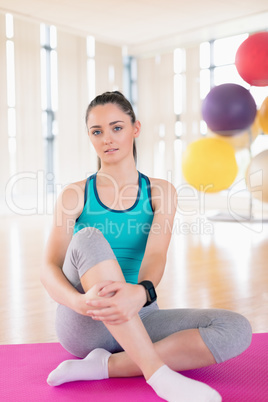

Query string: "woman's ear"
[133, 120, 141, 138]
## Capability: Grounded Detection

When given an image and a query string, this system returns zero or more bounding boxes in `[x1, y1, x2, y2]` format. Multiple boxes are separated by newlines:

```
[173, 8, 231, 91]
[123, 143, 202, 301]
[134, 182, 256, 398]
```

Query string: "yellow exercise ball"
[246, 150, 268, 203]
[182, 137, 238, 193]
[259, 97, 268, 134]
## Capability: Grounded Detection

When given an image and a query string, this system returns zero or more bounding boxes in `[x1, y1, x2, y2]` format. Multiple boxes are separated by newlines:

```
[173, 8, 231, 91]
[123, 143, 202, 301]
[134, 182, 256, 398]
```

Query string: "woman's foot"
[147, 365, 222, 402]
[47, 348, 111, 386]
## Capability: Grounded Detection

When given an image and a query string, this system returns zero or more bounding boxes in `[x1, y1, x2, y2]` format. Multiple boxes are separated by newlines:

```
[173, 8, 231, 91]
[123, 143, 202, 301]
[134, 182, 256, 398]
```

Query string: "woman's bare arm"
[138, 178, 177, 287]
[40, 181, 88, 314]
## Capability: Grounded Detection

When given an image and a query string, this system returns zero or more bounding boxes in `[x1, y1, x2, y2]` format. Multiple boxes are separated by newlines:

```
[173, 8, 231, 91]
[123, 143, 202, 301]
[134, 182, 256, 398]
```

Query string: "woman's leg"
[79, 258, 164, 380]
[108, 307, 252, 377]
[109, 328, 215, 377]
[48, 228, 222, 401]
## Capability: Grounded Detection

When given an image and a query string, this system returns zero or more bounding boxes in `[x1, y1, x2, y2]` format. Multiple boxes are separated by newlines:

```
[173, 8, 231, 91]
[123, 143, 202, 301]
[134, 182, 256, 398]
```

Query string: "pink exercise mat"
[1, 333, 267, 401]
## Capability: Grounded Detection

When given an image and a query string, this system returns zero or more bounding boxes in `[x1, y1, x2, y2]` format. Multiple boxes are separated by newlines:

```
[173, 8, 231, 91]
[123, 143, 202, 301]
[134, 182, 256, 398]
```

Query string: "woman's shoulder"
[61, 178, 87, 196]
[148, 176, 176, 194]
[146, 176, 177, 213]
[57, 178, 87, 218]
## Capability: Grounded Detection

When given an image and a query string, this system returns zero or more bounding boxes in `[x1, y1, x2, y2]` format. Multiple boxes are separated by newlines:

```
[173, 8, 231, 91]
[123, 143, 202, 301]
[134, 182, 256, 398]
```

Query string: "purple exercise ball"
[202, 83, 257, 136]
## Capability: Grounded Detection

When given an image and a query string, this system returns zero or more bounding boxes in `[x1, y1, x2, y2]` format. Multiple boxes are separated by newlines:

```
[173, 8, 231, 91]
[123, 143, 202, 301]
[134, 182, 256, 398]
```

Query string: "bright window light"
[214, 64, 249, 87]
[175, 121, 182, 138]
[131, 58, 137, 80]
[200, 120, 207, 136]
[200, 69, 210, 99]
[51, 50, 58, 111]
[50, 26, 57, 49]
[250, 87, 268, 108]
[174, 74, 183, 115]
[199, 42, 210, 69]
[40, 24, 47, 47]
[213, 34, 248, 66]
[5, 14, 14, 39]
[40, 48, 47, 110]
[87, 36, 95, 58]
[131, 82, 138, 104]
[6, 40, 16, 108]
[87, 59, 96, 102]
[174, 48, 186, 74]
[159, 124, 165, 138]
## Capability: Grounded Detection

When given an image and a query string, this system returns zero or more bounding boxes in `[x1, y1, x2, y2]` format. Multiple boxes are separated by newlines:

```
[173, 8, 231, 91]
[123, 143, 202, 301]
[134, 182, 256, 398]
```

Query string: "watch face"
[148, 286, 157, 301]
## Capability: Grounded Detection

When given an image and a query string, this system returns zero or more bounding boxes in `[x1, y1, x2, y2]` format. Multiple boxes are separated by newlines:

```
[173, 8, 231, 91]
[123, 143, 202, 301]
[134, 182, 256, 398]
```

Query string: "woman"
[41, 91, 252, 402]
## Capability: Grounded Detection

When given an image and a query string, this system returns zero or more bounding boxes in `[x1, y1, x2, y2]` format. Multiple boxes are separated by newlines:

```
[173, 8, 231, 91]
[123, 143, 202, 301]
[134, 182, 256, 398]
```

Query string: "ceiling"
[0, 0, 268, 55]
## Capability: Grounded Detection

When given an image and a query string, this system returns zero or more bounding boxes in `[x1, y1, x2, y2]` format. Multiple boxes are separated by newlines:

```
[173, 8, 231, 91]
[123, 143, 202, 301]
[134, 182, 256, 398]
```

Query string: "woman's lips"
[105, 148, 118, 153]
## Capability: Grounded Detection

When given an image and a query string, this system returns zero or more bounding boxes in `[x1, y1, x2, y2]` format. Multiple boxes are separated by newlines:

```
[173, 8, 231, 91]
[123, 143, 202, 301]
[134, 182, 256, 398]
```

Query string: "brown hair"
[85, 91, 137, 167]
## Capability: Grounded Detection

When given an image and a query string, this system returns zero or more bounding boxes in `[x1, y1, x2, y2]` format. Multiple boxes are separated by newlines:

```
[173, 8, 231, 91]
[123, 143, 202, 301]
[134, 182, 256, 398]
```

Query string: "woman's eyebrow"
[90, 120, 124, 129]
[109, 120, 124, 125]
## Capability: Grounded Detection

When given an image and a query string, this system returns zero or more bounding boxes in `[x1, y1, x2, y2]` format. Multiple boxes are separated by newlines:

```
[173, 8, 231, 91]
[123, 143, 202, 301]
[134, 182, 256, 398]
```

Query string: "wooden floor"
[0, 210, 267, 345]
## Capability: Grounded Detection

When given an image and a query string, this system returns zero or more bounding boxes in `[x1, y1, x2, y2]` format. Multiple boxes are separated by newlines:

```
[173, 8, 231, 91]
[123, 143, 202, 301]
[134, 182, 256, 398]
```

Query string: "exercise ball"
[246, 150, 268, 203]
[235, 32, 268, 86]
[202, 84, 256, 135]
[259, 97, 268, 134]
[182, 137, 238, 192]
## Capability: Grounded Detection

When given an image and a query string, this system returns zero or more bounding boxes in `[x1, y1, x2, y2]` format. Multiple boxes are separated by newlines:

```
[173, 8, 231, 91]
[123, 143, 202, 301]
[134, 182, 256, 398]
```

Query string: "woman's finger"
[97, 281, 123, 296]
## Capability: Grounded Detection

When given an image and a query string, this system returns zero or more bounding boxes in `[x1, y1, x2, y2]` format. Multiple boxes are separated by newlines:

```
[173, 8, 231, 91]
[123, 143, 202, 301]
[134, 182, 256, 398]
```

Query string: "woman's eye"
[114, 126, 122, 132]
[92, 130, 101, 136]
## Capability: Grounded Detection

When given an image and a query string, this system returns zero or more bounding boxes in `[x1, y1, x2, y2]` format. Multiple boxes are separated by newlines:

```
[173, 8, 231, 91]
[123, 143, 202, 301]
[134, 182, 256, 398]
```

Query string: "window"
[173, 48, 186, 184]
[123, 52, 138, 115]
[40, 24, 58, 192]
[174, 48, 186, 120]
[87, 35, 96, 102]
[6, 14, 17, 176]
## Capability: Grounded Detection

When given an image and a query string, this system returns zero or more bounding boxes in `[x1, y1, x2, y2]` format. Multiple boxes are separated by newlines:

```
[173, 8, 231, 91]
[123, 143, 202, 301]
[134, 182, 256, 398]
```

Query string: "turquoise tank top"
[73, 172, 154, 284]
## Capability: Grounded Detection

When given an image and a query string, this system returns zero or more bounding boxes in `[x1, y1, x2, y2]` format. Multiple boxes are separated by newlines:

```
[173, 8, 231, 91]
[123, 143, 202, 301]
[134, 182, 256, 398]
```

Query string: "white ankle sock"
[147, 365, 222, 402]
[47, 348, 111, 386]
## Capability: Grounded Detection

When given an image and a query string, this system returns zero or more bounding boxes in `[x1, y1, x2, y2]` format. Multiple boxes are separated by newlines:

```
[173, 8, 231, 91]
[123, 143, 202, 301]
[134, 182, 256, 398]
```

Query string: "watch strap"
[138, 280, 157, 307]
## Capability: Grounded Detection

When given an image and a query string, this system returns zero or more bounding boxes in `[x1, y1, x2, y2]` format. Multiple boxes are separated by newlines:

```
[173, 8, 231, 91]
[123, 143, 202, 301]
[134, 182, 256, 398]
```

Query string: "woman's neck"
[98, 159, 138, 188]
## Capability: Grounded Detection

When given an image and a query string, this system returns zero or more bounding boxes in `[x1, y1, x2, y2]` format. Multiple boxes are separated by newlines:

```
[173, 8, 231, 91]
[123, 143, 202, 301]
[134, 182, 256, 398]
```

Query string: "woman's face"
[87, 103, 140, 165]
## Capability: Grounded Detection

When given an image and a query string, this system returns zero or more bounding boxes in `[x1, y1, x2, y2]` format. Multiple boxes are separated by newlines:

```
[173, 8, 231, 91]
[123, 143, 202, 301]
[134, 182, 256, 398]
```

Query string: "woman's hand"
[73, 281, 114, 316]
[84, 281, 147, 325]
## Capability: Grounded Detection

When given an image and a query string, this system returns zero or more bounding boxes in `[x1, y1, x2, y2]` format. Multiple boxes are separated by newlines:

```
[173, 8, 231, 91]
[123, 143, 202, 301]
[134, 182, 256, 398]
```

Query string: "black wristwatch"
[138, 280, 157, 307]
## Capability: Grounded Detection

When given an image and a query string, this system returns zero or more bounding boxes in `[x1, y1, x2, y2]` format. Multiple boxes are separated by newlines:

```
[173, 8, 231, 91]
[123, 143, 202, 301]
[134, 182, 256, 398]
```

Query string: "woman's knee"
[210, 310, 252, 363]
[233, 312, 252, 353]
[71, 227, 109, 252]
[69, 227, 116, 270]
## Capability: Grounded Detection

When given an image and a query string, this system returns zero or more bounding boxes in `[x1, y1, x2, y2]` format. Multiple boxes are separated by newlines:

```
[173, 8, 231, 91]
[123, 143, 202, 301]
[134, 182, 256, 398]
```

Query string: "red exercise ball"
[235, 32, 268, 86]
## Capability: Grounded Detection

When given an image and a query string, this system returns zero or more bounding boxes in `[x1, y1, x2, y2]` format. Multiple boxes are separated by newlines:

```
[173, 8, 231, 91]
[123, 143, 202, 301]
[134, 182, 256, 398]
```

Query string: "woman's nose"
[103, 131, 113, 144]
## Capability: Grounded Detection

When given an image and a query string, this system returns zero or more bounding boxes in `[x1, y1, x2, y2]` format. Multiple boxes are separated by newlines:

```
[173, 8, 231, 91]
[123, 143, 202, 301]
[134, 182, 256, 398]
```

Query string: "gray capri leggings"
[56, 227, 252, 362]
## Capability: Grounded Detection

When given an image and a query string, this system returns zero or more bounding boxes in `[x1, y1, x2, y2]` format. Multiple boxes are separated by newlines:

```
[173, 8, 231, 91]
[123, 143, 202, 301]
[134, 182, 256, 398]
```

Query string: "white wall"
[56, 31, 91, 185]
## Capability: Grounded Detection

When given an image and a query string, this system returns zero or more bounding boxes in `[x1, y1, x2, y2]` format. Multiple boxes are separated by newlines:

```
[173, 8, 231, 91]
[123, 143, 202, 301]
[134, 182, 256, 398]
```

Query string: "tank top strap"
[139, 172, 153, 212]
[83, 171, 153, 213]
[84, 174, 95, 206]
